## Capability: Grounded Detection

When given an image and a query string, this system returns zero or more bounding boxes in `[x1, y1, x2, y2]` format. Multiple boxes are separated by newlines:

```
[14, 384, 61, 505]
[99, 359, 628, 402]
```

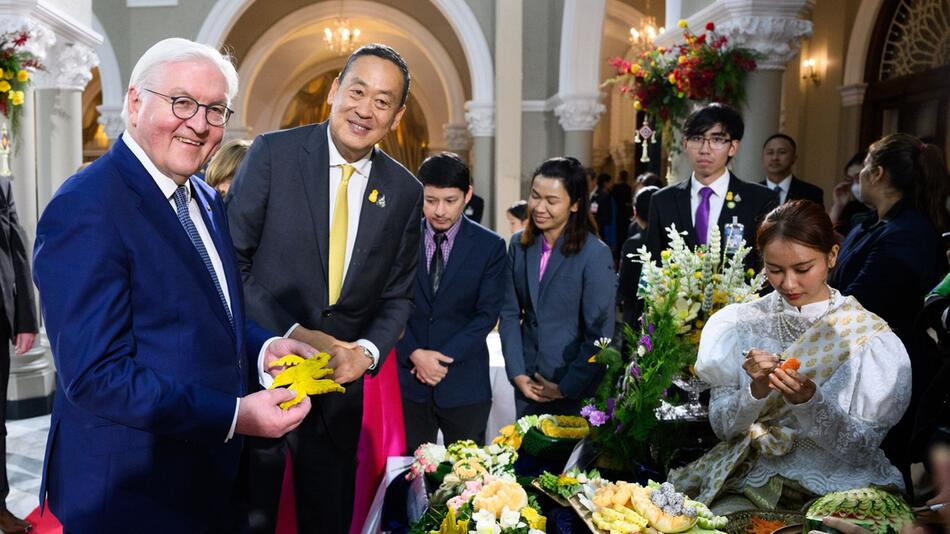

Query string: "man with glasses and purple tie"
[645, 103, 778, 270]
[32, 38, 315, 532]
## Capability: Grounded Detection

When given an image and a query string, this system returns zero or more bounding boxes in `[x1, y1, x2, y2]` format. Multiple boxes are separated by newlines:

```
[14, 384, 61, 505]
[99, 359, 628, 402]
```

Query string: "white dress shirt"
[689, 169, 731, 244]
[281, 128, 380, 373]
[766, 175, 792, 204]
[124, 132, 278, 442]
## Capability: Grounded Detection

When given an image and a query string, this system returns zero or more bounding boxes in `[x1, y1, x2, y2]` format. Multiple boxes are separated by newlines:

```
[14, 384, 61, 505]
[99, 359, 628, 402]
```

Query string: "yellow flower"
[0, 69, 4, 79]
[695, 319, 705, 329]
[667, 73, 676, 84]
[693, 271, 702, 280]
[633, 100, 642, 111]
[0, 81, 11, 93]
[678, 55, 687, 65]
[746, 268, 756, 278]
[9, 91, 23, 106]
[678, 19, 689, 28]
[3, 70, 12, 80]
[660, 250, 672, 260]
[557, 474, 579, 486]
[630, 64, 641, 74]
[16, 70, 28, 82]
[588, 354, 597, 363]
[521, 506, 547, 530]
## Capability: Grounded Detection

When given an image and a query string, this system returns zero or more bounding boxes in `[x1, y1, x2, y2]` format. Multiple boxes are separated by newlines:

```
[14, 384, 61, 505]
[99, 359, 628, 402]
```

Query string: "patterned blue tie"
[173, 186, 233, 328]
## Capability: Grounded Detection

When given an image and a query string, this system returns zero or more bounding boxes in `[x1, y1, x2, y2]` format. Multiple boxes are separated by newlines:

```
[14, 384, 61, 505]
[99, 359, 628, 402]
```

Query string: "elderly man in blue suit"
[396, 152, 506, 451]
[32, 38, 314, 533]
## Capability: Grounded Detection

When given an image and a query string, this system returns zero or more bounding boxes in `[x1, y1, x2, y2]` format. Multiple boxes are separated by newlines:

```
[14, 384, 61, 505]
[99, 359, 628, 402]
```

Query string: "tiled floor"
[5, 414, 50, 518]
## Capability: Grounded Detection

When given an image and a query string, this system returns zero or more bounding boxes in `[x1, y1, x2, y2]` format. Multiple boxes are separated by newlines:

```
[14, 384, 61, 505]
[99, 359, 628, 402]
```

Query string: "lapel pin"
[376, 194, 386, 208]
[368, 189, 379, 203]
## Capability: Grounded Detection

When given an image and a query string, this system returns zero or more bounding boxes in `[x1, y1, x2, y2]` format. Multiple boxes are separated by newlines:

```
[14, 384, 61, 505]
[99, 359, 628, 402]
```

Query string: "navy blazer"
[396, 217, 506, 408]
[759, 176, 825, 207]
[499, 232, 616, 399]
[32, 137, 270, 532]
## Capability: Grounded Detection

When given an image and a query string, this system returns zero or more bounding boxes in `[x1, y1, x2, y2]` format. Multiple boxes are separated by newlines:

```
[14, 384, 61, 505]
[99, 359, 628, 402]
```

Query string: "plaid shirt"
[424, 216, 463, 272]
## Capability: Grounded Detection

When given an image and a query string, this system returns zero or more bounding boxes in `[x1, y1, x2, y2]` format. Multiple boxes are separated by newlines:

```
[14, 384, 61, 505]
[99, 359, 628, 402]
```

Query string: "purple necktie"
[694, 187, 714, 245]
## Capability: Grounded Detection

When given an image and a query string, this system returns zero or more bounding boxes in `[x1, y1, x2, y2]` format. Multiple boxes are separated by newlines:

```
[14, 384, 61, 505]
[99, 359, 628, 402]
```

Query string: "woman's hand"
[742, 349, 779, 399]
[769, 367, 816, 404]
[513, 374, 549, 402]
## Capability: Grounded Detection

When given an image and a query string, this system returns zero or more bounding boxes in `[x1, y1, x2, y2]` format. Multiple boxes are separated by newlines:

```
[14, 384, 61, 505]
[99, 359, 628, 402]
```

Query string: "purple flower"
[648, 323, 655, 334]
[614, 422, 624, 434]
[588, 409, 608, 427]
[639, 335, 653, 353]
[662, 388, 669, 398]
[630, 364, 641, 379]
[606, 397, 616, 418]
[580, 404, 595, 417]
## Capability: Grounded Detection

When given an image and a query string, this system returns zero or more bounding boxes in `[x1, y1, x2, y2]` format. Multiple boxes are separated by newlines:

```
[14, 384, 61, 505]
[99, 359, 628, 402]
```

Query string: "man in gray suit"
[0, 175, 36, 534]
[227, 43, 422, 533]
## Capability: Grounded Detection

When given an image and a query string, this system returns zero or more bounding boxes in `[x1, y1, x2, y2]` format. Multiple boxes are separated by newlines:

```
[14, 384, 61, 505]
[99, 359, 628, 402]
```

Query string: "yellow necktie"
[328, 164, 355, 305]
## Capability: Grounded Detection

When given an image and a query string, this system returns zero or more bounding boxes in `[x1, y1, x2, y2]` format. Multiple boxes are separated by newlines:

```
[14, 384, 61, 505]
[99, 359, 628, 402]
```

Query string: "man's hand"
[326, 344, 372, 384]
[290, 326, 357, 354]
[14, 333, 35, 355]
[513, 374, 549, 402]
[235, 388, 311, 438]
[409, 349, 454, 386]
[262, 338, 320, 377]
[533, 372, 564, 400]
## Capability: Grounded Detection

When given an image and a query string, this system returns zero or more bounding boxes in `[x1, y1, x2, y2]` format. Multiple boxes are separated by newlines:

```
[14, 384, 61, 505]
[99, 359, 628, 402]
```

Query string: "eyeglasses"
[144, 89, 234, 127]
[685, 134, 733, 150]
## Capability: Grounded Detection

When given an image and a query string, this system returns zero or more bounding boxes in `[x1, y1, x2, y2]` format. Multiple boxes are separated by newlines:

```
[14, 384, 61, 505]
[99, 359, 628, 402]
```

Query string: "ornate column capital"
[34, 41, 98, 91]
[465, 100, 495, 138]
[838, 83, 868, 107]
[442, 123, 472, 152]
[554, 94, 606, 132]
[96, 104, 124, 141]
[654, 0, 815, 71]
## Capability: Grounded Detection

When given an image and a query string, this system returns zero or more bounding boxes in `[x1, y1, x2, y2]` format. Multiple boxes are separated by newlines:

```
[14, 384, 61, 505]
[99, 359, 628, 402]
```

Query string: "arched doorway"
[280, 69, 429, 172]
[861, 0, 950, 160]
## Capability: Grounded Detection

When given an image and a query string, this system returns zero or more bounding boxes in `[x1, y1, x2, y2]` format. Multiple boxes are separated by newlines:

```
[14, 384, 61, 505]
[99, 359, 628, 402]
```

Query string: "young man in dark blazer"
[645, 103, 778, 269]
[396, 153, 506, 451]
[227, 44, 422, 533]
[760, 133, 824, 206]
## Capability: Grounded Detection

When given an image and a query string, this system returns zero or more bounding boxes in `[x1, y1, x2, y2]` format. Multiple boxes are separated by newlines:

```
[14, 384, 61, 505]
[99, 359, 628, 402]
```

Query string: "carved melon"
[630, 485, 697, 533]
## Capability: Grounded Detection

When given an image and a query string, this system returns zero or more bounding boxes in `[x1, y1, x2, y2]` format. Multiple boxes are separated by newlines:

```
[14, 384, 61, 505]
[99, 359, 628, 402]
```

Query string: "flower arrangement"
[605, 20, 757, 157]
[0, 31, 43, 144]
[409, 439, 545, 534]
[581, 224, 764, 471]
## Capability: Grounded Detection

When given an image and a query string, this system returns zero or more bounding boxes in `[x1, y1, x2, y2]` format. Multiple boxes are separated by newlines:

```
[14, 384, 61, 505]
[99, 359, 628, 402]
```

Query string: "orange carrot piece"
[779, 357, 801, 371]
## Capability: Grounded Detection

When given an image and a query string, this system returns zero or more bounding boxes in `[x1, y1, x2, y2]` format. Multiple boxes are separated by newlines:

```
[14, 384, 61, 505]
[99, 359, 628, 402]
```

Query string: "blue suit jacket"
[32, 137, 270, 532]
[396, 217, 506, 408]
[499, 232, 616, 399]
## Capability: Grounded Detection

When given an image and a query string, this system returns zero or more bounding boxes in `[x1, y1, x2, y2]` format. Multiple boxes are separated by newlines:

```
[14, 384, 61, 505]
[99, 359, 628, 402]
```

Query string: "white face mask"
[850, 182, 862, 204]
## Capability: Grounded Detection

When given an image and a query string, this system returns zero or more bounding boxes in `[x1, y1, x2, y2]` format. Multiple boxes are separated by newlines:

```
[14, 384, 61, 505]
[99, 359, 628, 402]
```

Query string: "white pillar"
[442, 122, 472, 163]
[555, 95, 606, 166]
[96, 104, 124, 145]
[493, 0, 522, 235]
[837, 83, 867, 169]
[466, 100, 495, 230]
[34, 41, 98, 212]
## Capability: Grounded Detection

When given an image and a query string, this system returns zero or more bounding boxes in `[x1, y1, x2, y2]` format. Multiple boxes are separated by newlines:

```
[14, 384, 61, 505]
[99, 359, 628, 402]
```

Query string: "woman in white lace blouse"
[668, 200, 911, 513]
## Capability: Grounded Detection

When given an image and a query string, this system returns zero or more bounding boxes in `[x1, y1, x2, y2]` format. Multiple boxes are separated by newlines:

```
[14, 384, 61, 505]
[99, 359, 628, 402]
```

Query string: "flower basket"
[519, 427, 579, 464]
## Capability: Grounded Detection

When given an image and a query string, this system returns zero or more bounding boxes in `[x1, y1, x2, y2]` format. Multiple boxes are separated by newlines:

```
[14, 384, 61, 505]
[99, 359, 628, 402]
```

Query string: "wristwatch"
[360, 345, 376, 370]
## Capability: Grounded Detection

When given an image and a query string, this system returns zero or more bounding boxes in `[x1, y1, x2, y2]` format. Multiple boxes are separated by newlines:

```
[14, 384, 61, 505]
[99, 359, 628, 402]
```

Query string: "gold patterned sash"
[668, 296, 889, 504]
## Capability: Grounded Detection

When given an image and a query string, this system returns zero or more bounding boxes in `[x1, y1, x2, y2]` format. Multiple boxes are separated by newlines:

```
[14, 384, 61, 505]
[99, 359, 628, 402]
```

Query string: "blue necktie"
[173, 186, 233, 328]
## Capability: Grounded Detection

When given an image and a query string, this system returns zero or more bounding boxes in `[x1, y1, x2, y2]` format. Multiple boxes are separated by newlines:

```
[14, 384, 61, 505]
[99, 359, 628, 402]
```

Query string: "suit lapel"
[539, 237, 565, 298]
[298, 124, 331, 299]
[718, 174, 747, 227]
[525, 238, 541, 314]
[193, 181, 239, 339]
[673, 179, 696, 246]
[339, 149, 392, 299]
[416, 218, 433, 303]
[437, 217, 474, 295]
[115, 141, 234, 335]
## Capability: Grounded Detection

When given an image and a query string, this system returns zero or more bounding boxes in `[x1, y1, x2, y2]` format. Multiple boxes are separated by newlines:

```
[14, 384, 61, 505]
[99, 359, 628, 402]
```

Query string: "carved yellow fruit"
[630, 485, 696, 533]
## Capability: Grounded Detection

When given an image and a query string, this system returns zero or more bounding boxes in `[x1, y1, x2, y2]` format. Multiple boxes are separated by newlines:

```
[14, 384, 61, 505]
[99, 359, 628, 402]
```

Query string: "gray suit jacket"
[226, 121, 422, 445]
[498, 232, 616, 399]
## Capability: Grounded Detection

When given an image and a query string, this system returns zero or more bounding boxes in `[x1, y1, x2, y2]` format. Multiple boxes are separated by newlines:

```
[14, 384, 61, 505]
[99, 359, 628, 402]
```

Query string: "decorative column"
[442, 122, 472, 163]
[555, 94, 606, 166]
[837, 83, 867, 169]
[96, 104, 124, 145]
[466, 101, 495, 226]
[34, 41, 98, 211]
[656, 0, 814, 182]
[493, 0, 522, 234]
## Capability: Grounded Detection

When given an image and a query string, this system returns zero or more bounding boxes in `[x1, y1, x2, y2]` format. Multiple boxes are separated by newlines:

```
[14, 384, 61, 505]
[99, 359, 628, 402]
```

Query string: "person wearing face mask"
[668, 200, 911, 514]
[828, 152, 873, 237]
[829, 133, 947, 491]
[499, 157, 616, 417]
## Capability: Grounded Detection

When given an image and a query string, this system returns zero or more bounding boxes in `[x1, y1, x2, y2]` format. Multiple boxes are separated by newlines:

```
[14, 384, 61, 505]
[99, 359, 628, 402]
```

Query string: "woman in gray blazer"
[499, 157, 617, 417]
